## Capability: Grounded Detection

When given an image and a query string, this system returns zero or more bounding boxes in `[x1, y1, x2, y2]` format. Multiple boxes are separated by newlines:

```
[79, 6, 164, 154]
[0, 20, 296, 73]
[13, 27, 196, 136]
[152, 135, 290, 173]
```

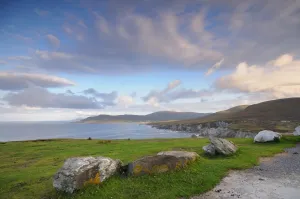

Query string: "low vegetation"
[1, 136, 299, 199]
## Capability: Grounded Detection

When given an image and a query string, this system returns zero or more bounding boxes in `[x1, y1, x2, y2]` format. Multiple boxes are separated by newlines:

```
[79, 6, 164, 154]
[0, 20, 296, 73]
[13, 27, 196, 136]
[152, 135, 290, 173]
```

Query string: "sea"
[0, 122, 191, 142]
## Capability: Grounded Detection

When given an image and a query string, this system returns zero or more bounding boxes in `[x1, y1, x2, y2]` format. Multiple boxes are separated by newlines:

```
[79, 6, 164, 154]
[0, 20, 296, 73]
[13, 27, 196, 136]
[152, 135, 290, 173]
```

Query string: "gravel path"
[192, 143, 300, 199]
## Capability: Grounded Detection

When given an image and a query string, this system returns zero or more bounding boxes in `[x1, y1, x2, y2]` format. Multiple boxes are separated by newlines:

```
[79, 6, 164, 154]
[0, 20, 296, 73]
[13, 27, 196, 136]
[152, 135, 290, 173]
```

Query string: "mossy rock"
[127, 155, 193, 176]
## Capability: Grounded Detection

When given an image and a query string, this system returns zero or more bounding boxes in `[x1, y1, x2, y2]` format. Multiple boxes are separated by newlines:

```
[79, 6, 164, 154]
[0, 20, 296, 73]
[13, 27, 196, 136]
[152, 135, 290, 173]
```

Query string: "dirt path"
[192, 143, 300, 199]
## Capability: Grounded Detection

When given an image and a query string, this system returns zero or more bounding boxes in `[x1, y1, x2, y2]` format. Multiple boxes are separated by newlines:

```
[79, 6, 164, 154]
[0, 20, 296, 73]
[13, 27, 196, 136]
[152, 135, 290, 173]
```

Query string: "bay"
[0, 122, 191, 142]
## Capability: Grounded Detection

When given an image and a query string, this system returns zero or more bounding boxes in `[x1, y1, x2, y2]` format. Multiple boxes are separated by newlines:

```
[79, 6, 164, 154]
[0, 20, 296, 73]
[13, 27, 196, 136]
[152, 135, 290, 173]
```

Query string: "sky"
[0, 0, 300, 121]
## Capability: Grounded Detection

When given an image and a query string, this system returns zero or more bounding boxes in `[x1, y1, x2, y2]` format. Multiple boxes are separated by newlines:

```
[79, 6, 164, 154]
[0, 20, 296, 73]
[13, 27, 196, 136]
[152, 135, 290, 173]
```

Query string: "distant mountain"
[80, 111, 209, 123]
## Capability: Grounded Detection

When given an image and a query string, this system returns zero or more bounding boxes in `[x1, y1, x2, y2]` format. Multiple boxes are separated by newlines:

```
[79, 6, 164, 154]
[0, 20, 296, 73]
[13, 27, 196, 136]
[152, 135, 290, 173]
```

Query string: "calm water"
[0, 122, 191, 142]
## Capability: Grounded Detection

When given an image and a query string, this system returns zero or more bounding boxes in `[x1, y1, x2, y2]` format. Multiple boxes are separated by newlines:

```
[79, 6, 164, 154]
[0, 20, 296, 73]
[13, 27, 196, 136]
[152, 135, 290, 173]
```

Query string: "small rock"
[259, 178, 265, 181]
[293, 152, 299, 154]
[215, 189, 222, 192]
[203, 144, 216, 156]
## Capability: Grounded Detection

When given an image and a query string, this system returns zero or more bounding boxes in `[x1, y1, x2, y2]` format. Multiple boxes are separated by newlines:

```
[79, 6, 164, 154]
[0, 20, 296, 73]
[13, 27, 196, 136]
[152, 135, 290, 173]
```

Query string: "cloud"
[63, 25, 73, 34]
[34, 8, 49, 16]
[46, 34, 60, 48]
[0, 72, 75, 91]
[143, 80, 212, 105]
[3, 0, 300, 75]
[90, 11, 223, 65]
[206, 58, 224, 76]
[215, 53, 300, 98]
[82, 88, 118, 106]
[93, 12, 110, 34]
[117, 95, 135, 107]
[28, 50, 96, 73]
[2, 87, 105, 109]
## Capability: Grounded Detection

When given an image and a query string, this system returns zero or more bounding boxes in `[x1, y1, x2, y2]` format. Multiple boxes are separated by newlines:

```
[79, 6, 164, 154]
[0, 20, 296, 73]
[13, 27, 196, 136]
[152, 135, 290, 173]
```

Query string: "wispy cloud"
[46, 34, 60, 48]
[0, 72, 75, 91]
[206, 58, 224, 76]
[143, 80, 212, 106]
[3, 87, 101, 109]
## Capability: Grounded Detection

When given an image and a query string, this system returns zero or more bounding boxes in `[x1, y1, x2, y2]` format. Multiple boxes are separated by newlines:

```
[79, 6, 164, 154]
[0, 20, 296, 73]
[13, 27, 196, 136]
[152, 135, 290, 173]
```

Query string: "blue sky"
[0, 0, 300, 121]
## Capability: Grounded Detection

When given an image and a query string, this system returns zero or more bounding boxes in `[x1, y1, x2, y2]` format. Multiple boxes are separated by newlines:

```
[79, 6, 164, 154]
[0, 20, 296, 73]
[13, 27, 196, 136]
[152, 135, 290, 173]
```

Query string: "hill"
[151, 98, 300, 132]
[80, 111, 209, 123]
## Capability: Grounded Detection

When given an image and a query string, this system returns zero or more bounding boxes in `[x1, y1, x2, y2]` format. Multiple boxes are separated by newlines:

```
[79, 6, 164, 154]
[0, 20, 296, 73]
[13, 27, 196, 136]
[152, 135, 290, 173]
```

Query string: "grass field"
[0, 136, 299, 199]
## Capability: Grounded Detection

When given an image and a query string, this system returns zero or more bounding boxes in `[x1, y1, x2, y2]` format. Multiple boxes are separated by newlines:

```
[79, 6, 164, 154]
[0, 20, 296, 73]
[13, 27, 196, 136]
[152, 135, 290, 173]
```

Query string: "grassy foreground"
[0, 136, 299, 199]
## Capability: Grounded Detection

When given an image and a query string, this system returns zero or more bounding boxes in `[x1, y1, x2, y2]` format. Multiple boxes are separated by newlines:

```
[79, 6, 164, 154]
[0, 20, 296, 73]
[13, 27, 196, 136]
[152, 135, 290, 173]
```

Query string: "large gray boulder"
[207, 137, 238, 155]
[53, 157, 122, 193]
[157, 151, 199, 161]
[293, 126, 300, 136]
[202, 144, 216, 156]
[127, 155, 195, 176]
[254, 130, 281, 142]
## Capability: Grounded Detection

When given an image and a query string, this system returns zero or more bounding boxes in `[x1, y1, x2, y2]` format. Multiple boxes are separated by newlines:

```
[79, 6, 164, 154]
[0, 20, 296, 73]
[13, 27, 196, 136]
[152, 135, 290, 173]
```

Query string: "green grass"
[0, 136, 299, 199]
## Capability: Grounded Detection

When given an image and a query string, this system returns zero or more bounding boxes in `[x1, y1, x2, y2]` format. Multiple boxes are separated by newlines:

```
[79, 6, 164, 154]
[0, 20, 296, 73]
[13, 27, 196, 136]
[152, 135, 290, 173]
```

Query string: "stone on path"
[53, 156, 122, 193]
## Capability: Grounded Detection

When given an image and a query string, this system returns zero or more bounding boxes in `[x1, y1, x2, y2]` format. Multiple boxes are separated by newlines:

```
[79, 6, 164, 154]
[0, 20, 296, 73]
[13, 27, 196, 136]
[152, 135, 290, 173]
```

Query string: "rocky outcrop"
[294, 126, 300, 136]
[53, 157, 122, 193]
[203, 137, 238, 156]
[127, 155, 195, 176]
[157, 151, 199, 161]
[254, 130, 281, 143]
[151, 121, 255, 138]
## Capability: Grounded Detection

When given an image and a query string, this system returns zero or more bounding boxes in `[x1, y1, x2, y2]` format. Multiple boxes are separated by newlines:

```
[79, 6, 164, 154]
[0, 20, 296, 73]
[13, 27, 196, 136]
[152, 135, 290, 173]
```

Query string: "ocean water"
[0, 122, 191, 142]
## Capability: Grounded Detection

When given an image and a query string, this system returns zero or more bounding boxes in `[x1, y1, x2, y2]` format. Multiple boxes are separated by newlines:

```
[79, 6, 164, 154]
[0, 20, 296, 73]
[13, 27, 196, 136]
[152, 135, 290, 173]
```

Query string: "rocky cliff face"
[150, 121, 256, 138]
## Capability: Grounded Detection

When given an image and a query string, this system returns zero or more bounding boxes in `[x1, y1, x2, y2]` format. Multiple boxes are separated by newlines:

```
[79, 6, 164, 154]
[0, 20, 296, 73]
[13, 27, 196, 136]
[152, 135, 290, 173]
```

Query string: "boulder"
[254, 130, 281, 142]
[127, 155, 192, 176]
[293, 126, 300, 136]
[209, 137, 238, 155]
[203, 144, 216, 156]
[157, 151, 199, 161]
[53, 157, 122, 193]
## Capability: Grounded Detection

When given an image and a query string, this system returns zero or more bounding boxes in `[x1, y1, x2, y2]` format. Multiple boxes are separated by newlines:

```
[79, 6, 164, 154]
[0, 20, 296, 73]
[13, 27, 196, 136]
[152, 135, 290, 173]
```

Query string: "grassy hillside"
[0, 136, 299, 199]
[80, 111, 209, 123]
[150, 98, 300, 132]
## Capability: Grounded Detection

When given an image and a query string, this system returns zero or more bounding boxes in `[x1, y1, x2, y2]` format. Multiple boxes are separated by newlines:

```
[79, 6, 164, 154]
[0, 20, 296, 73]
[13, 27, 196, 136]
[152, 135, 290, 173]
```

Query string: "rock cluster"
[293, 126, 300, 136]
[203, 137, 238, 156]
[53, 151, 199, 193]
[151, 121, 255, 138]
[254, 130, 281, 142]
